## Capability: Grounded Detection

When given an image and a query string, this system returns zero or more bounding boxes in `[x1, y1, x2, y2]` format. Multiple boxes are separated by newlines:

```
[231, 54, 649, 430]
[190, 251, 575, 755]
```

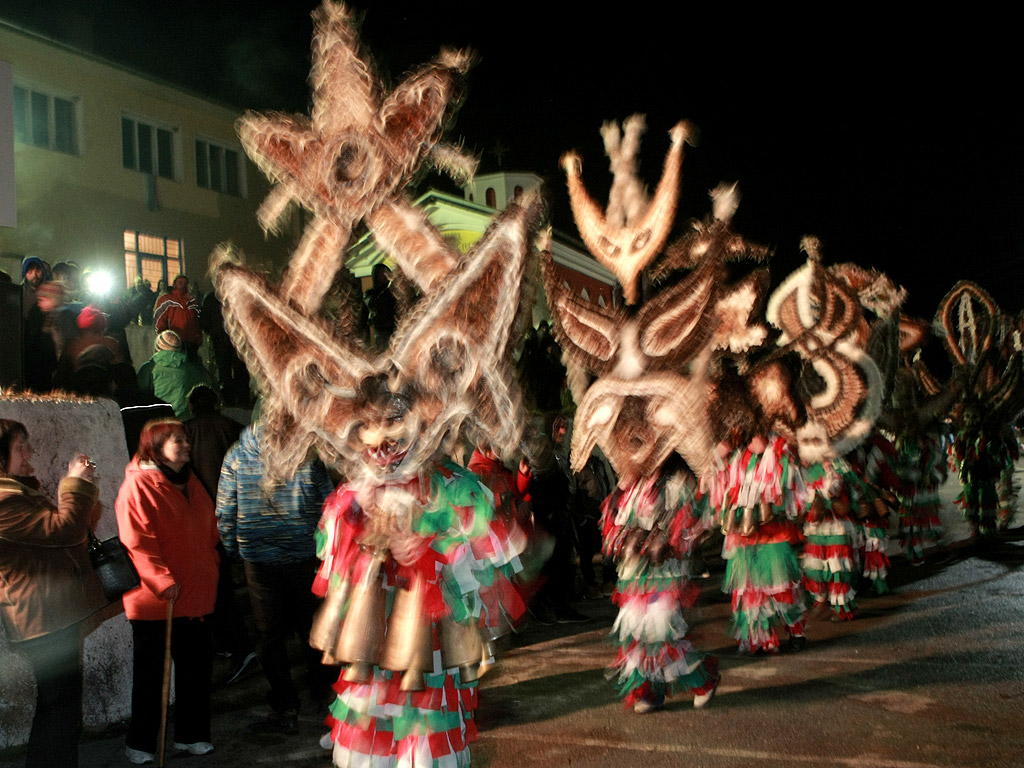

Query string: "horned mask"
[210, 2, 542, 482]
[544, 119, 771, 484]
[547, 118, 887, 482]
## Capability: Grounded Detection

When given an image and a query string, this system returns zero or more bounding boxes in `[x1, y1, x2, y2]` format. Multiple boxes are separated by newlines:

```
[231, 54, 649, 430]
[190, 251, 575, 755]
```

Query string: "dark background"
[3, 1, 1020, 317]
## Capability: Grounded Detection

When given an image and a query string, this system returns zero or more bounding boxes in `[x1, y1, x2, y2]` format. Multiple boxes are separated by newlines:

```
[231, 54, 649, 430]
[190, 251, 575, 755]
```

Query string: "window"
[485, 187, 496, 207]
[124, 230, 183, 290]
[122, 116, 178, 180]
[12, 85, 78, 154]
[196, 138, 245, 196]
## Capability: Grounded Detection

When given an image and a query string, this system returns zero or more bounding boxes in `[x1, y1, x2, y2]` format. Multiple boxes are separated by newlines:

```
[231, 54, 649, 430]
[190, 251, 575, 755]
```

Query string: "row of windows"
[12, 83, 246, 197]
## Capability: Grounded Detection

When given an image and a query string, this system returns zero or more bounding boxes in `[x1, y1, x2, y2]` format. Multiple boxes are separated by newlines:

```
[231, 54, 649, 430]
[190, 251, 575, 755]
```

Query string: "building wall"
[0, 23, 292, 291]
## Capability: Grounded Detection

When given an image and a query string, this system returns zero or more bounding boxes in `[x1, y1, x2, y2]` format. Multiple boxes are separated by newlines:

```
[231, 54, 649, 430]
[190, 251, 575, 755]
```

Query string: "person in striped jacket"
[216, 423, 336, 734]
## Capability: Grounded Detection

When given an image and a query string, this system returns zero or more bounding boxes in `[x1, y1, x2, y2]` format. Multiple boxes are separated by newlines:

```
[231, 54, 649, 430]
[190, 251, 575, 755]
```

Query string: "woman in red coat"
[115, 419, 219, 764]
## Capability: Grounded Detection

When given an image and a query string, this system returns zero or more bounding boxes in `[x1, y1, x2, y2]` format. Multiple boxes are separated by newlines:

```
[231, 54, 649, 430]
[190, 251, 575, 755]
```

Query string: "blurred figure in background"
[183, 385, 256, 685]
[154, 275, 202, 356]
[138, 331, 214, 419]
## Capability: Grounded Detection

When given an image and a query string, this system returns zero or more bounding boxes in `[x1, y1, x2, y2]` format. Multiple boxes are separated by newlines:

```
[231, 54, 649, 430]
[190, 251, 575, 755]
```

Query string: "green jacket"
[138, 349, 214, 419]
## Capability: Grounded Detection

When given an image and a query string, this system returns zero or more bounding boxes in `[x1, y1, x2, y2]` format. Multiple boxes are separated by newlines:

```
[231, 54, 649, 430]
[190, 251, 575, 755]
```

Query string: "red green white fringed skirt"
[801, 516, 857, 620]
[859, 520, 890, 594]
[722, 525, 807, 651]
[898, 489, 944, 561]
[609, 556, 718, 708]
[326, 661, 477, 768]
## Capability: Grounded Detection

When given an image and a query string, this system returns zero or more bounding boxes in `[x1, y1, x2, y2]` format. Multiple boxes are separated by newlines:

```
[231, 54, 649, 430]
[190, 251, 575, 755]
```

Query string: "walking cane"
[157, 598, 174, 768]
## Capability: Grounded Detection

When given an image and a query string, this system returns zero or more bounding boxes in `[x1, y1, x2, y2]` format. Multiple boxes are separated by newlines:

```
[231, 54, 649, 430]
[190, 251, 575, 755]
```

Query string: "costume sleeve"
[116, 480, 176, 597]
[216, 450, 240, 559]
[515, 465, 531, 501]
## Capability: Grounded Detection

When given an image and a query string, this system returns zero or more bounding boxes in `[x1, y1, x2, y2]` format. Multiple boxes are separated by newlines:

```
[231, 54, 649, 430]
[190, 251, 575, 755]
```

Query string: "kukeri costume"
[543, 117, 749, 711]
[209, 4, 541, 765]
[936, 283, 1024, 540]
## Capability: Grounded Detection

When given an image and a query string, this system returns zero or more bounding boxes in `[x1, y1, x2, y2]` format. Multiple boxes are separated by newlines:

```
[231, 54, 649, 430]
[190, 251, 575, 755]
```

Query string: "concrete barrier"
[0, 394, 133, 748]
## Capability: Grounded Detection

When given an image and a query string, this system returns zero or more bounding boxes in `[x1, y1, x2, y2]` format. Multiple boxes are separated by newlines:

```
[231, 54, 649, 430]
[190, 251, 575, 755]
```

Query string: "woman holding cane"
[115, 419, 219, 764]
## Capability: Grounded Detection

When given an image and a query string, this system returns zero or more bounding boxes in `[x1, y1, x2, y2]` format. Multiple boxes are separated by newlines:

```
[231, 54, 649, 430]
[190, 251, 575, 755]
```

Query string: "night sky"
[3, 1, 1021, 317]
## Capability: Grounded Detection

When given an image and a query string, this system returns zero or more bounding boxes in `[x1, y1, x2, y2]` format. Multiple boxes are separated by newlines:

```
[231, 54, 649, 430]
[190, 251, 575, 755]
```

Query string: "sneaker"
[789, 635, 807, 652]
[173, 742, 215, 755]
[125, 746, 155, 765]
[225, 650, 259, 685]
[693, 681, 717, 709]
[555, 608, 589, 624]
[247, 710, 299, 735]
[319, 732, 334, 750]
[633, 692, 665, 714]
[527, 604, 556, 626]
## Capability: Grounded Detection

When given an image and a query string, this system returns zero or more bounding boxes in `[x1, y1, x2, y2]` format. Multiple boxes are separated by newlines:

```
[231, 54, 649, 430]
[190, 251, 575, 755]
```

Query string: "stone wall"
[0, 395, 133, 749]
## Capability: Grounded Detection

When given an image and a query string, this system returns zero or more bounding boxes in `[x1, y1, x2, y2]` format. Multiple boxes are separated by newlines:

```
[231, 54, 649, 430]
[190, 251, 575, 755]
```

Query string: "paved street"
[3, 492, 1024, 768]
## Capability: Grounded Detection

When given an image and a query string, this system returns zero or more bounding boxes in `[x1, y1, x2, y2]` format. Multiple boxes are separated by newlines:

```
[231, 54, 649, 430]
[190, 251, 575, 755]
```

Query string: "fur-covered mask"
[213, 193, 541, 483]
[936, 280, 1024, 431]
[548, 118, 887, 481]
[544, 120, 769, 484]
[210, 2, 542, 483]
[764, 238, 883, 464]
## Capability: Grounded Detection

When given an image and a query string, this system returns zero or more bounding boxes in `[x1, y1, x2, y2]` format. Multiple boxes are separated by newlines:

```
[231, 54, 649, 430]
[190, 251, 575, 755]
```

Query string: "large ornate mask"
[211, 2, 542, 482]
[545, 121, 769, 484]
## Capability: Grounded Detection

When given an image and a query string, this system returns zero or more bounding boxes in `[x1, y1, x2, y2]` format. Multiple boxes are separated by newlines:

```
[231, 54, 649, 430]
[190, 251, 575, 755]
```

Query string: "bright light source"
[85, 270, 114, 297]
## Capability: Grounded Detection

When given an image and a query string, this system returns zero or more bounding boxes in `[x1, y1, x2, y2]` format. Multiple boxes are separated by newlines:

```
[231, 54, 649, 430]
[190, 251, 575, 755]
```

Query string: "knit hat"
[155, 330, 182, 351]
[77, 304, 108, 333]
[36, 281, 66, 303]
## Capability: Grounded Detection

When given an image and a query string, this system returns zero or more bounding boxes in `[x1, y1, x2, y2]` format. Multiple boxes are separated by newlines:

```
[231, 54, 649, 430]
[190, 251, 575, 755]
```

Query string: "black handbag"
[88, 532, 141, 601]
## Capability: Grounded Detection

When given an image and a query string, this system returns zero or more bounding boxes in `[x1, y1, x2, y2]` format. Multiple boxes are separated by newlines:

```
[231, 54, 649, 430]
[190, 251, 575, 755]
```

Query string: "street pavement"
[3, 481, 1024, 768]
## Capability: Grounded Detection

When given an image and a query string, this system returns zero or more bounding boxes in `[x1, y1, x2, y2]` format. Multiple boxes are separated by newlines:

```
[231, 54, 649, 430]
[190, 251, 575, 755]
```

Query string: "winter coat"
[153, 290, 202, 346]
[183, 412, 243, 500]
[216, 425, 334, 564]
[137, 349, 214, 419]
[115, 460, 219, 620]
[0, 475, 107, 642]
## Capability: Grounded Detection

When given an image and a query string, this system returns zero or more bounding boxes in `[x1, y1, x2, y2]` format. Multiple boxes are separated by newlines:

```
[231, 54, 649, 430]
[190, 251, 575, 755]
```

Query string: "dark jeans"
[127, 617, 213, 752]
[243, 559, 333, 713]
[15, 624, 83, 768]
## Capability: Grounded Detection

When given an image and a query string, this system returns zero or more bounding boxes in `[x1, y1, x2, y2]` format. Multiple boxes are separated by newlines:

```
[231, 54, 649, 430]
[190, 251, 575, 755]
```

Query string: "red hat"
[77, 304, 108, 333]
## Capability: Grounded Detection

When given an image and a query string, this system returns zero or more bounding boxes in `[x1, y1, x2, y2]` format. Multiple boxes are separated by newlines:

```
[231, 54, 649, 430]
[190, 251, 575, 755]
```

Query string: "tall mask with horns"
[545, 118, 886, 484]
[209, 1, 543, 484]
